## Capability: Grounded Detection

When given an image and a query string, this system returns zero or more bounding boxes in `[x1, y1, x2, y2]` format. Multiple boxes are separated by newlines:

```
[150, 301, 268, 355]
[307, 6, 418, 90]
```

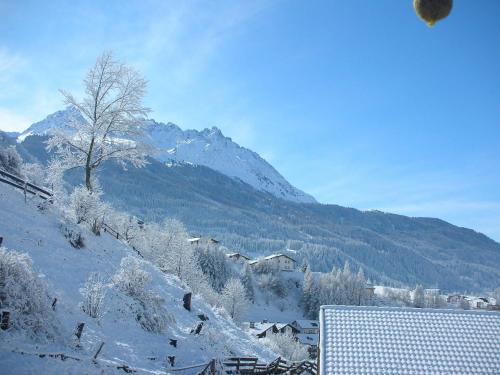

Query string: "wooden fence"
[0, 168, 53, 200]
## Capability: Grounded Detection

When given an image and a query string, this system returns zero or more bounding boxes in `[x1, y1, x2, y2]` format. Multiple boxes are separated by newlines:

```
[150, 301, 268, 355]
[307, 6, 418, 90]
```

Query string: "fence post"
[74, 322, 85, 340]
[93, 342, 105, 361]
[0, 311, 10, 330]
[183, 292, 192, 311]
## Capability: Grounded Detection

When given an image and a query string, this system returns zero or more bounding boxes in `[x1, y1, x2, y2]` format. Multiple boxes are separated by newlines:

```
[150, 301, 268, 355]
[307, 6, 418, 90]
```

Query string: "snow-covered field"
[0, 183, 275, 374]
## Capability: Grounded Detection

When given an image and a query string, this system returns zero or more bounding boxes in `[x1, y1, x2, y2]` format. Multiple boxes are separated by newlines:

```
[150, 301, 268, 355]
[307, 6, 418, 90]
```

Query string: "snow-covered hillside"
[17, 108, 316, 203]
[0, 183, 274, 374]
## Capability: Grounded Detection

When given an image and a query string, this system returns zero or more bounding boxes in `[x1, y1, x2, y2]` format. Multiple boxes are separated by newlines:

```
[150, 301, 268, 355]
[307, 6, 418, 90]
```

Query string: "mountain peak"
[18, 109, 317, 204]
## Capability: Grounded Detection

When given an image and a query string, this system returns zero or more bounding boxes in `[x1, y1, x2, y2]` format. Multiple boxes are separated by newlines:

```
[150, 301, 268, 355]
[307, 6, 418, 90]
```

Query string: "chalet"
[291, 320, 319, 335]
[365, 284, 375, 298]
[318, 305, 500, 375]
[470, 297, 490, 309]
[275, 323, 299, 336]
[447, 293, 466, 303]
[188, 237, 201, 245]
[226, 253, 251, 262]
[188, 237, 219, 246]
[250, 254, 296, 271]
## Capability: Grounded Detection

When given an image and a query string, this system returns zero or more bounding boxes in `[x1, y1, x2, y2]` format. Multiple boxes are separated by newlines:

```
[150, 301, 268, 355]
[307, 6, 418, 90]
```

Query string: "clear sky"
[1, 1, 499, 240]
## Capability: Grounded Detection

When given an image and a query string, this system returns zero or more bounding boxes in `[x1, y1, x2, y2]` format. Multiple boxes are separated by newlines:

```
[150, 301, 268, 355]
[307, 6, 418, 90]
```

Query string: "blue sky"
[1, 0, 499, 240]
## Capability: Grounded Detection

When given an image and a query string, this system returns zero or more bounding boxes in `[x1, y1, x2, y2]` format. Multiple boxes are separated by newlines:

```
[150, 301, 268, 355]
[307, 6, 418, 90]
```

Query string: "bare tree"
[47, 51, 151, 191]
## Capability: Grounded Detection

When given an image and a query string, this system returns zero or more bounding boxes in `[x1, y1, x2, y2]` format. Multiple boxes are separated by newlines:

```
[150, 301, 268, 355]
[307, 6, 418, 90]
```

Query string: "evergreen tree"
[240, 263, 255, 302]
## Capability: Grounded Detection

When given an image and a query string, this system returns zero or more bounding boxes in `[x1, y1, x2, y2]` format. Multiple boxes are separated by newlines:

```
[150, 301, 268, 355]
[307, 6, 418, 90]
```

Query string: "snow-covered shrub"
[412, 285, 426, 308]
[134, 293, 169, 333]
[262, 332, 309, 361]
[113, 256, 151, 298]
[22, 162, 47, 187]
[113, 256, 169, 333]
[60, 223, 85, 249]
[81, 273, 107, 319]
[0, 146, 22, 176]
[0, 247, 56, 339]
[221, 278, 249, 323]
[69, 186, 109, 235]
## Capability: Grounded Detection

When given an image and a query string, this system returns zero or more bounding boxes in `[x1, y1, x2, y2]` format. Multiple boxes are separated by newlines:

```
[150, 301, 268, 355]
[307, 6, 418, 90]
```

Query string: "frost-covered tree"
[113, 256, 151, 298]
[412, 285, 426, 308]
[0, 247, 56, 339]
[263, 332, 309, 361]
[221, 278, 249, 323]
[47, 51, 151, 191]
[0, 145, 22, 176]
[81, 272, 107, 319]
[425, 289, 446, 308]
[240, 263, 255, 302]
[22, 162, 47, 187]
[302, 264, 314, 315]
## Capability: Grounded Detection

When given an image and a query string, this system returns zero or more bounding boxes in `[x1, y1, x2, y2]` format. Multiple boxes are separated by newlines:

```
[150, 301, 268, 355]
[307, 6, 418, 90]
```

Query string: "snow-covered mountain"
[17, 108, 316, 203]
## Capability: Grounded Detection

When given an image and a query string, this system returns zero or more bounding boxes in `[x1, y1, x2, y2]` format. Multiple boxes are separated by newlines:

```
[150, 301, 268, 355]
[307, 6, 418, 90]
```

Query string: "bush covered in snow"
[81, 272, 107, 319]
[0, 247, 56, 339]
[262, 332, 309, 361]
[69, 186, 109, 235]
[113, 256, 151, 298]
[60, 223, 85, 249]
[113, 256, 170, 333]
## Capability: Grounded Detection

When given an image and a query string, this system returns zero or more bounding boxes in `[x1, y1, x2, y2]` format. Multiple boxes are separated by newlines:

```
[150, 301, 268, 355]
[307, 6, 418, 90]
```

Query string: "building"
[187, 237, 201, 245]
[226, 253, 251, 262]
[447, 293, 466, 303]
[250, 254, 296, 271]
[291, 320, 320, 334]
[276, 323, 299, 336]
[318, 305, 500, 375]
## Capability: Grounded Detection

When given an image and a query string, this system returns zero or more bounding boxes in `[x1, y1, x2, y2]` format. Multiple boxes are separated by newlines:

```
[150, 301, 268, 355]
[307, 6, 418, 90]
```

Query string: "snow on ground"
[0, 183, 275, 374]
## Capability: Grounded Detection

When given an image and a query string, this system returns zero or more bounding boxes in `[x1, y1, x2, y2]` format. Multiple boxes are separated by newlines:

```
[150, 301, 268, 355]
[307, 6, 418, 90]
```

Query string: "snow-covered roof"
[263, 253, 296, 262]
[188, 237, 201, 242]
[226, 252, 250, 260]
[293, 319, 319, 330]
[296, 333, 318, 346]
[319, 305, 500, 375]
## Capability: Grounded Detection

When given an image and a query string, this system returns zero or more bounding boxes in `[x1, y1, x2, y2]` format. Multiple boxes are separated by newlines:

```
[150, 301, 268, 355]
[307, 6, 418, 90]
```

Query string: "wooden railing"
[0, 168, 53, 200]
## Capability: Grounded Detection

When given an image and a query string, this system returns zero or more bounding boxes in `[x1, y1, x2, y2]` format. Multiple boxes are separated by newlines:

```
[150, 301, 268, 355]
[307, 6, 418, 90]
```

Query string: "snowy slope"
[0, 183, 275, 374]
[16, 108, 316, 203]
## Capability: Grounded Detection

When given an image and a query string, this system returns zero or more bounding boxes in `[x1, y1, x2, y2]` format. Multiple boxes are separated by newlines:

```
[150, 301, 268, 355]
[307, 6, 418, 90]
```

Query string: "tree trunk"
[85, 137, 95, 191]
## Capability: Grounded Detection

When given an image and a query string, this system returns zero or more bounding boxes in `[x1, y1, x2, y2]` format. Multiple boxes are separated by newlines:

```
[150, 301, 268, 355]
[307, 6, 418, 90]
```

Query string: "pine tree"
[240, 263, 255, 302]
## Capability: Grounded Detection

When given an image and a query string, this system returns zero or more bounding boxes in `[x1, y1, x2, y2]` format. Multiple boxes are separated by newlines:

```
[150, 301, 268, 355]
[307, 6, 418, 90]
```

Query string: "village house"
[291, 319, 320, 335]
[187, 237, 219, 246]
[226, 253, 251, 262]
[447, 293, 466, 304]
[249, 253, 296, 271]
[318, 305, 500, 375]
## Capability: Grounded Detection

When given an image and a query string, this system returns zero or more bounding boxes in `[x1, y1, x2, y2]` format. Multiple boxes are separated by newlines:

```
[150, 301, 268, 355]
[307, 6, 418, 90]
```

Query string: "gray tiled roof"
[319, 305, 500, 375]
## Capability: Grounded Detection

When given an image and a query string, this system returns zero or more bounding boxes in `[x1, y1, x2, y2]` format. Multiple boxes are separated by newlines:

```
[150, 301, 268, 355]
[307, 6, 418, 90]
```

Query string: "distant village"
[188, 236, 499, 360]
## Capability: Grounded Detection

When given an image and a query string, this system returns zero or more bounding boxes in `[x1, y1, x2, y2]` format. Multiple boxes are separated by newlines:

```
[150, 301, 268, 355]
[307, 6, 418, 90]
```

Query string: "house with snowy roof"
[318, 305, 500, 375]
[226, 252, 250, 262]
[249, 253, 296, 271]
[291, 319, 320, 334]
